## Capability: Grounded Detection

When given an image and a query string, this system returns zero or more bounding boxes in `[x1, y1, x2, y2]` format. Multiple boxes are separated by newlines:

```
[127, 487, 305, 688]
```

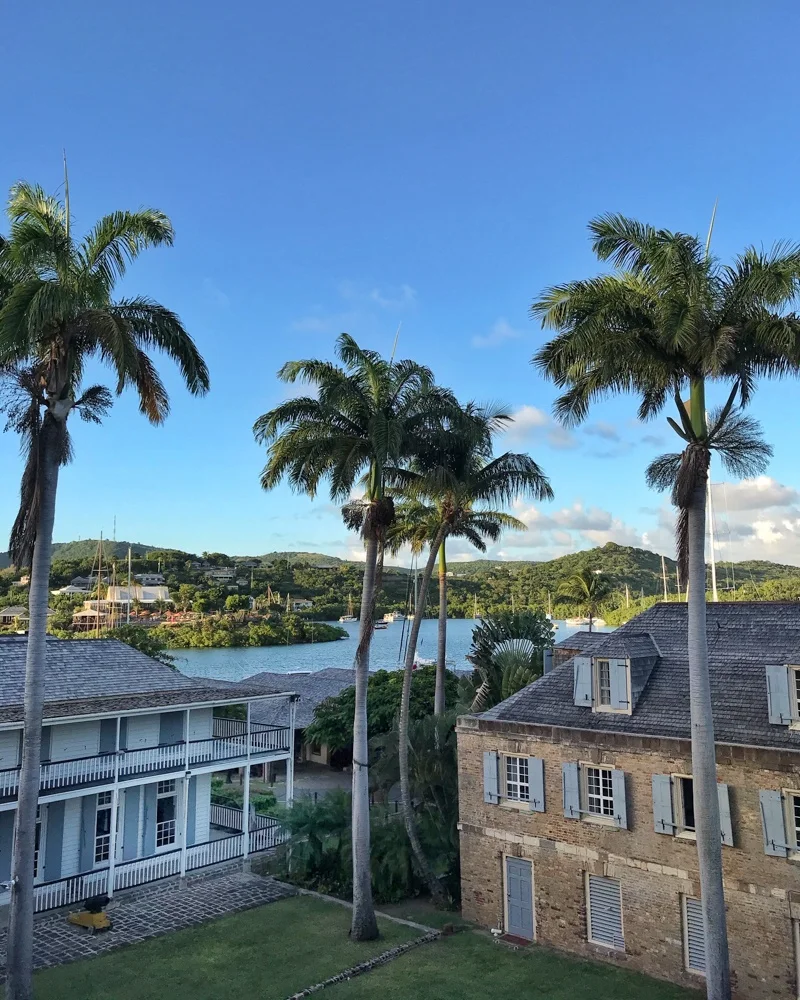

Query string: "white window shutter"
[759, 790, 788, 856]
[587, 875, 625, 949]
[717, 783, 734, 847]
[684, 897, 706, 973]
[609, 660, 629, 711]
[528, 757, 545, 813]
[652, 774, 674, 834]
[611, 769, 628, 829]
[562, 761, 580, 818]
[766, 664, 792, 725]
[573, 657, 592, 707]
[483, 751, 499, 804]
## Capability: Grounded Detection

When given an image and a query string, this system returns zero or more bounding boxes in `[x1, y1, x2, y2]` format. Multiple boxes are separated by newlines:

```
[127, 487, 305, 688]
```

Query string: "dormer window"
[573, 655, 631, 714]
[766, 664, 800, 727]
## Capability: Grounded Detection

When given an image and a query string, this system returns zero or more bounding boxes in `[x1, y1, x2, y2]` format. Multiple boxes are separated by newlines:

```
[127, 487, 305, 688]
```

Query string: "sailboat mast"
[625, 583, 630, 609]
[708, 476, 719, 602]
[127, 545, 132, 624]
[661, 554, 668, 601]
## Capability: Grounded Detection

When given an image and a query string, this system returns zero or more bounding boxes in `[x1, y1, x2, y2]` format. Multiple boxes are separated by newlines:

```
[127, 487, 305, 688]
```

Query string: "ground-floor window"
[156, 780, 177, 848]
[586, 874, 624, 950]
[95, 791, 113, 863]
[33, 805, 43, 880]
[682, 896, 706, 975]
[794, 919, 800, 1000]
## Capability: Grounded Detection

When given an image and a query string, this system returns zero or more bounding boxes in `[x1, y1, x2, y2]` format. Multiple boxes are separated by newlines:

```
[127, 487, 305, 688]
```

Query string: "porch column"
[179, 774, 190, 877]
[242, 765, 251, 858]
[106, 716, 122, 897]
[286, 696, 296, 807]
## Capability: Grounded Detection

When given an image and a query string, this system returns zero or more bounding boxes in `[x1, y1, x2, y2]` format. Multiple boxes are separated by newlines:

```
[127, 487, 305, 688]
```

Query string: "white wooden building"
[0, 636, 296, 913]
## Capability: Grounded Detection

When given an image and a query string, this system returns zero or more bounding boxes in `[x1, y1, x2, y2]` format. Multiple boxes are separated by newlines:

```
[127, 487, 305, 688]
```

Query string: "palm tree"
[0, 181, 209, 1000]
[253, 333, 457, 940]
[459, 609, 554, 712]
[391, 433, 553, 900]
[532, 213, 800, 1000]
[558, 567, 611, 631]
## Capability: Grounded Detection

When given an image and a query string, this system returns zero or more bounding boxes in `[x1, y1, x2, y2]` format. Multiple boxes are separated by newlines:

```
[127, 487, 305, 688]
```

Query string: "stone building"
[457, 602, 800, 999]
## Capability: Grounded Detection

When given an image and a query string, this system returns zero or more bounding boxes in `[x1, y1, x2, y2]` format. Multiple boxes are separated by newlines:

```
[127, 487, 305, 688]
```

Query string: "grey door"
[505, 857, 534, 940]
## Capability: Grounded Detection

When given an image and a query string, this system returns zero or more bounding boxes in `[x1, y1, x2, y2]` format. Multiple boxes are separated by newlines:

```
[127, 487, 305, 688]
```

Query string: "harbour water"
[175, 618, 611, 682]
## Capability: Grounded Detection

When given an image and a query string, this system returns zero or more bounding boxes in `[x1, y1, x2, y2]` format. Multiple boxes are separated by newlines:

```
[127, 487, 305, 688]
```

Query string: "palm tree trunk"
[7, 416, 62, 1000]
[399, 525, 447, 905]
[687, 480, 731, 1000]
[350, 531, 379, 941]
[434, 540, 447, 715]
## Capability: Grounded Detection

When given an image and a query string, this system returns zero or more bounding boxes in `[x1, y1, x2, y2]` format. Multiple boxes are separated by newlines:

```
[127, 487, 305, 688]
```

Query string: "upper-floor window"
[766, 664, 800, 727]
[95, 790, 113, 863]
[505, 756, 530, 803]
[676, 776, 695, 836]
[574, 656, 630, 714]
[585, 766, 615, 818]
[596, 660, 612, 707]
[655, 775, 732, 845]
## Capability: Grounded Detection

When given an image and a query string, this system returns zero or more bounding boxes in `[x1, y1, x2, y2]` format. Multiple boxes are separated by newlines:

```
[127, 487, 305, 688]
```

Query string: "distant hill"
[258, 551, 345, 567]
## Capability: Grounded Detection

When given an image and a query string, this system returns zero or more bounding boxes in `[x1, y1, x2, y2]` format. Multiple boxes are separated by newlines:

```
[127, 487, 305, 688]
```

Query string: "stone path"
[0, 868, 295, 976]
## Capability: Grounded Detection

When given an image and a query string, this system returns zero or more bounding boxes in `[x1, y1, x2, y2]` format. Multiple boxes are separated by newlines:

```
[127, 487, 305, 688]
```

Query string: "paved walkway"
[0, 868, 295, 976]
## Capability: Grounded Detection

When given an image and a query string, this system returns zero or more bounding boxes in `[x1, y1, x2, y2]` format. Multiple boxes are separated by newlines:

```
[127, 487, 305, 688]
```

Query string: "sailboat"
[339, 593, 357, 623]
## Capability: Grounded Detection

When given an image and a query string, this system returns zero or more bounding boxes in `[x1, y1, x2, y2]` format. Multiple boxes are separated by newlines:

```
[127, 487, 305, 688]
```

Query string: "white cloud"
[584, 421, 620, 442]
[471, 318, 523, 349]
[712, 476, 800, 512]
[338, 281, 417, 310]
[502, 405, 578, 451]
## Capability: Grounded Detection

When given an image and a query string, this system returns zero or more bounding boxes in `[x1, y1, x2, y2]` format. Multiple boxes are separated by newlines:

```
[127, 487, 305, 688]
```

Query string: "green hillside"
[258, 551, 346, 567]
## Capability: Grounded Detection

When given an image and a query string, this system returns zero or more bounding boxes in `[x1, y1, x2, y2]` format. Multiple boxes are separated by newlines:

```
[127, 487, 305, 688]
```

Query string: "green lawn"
[323, 930, 698, 1000]
[31, 895, 416, 1000]
[30, 894, 698, 1000]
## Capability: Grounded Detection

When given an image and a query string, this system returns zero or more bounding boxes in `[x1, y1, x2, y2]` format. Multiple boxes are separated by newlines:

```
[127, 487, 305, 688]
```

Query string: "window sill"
[588, 937, 625, 952]
[592, 706, 632, 716]
[676, 830, 697, 842]
[582, 814, 617, 828]
[501, 798, 532, 812]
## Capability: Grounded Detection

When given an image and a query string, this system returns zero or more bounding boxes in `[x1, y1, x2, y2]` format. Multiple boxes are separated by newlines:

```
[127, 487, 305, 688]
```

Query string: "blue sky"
[4, 0, 800, 565]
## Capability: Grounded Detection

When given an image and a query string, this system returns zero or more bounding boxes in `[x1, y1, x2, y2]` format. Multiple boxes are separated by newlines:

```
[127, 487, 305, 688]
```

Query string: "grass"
[321, 929, 699, 1000]
[30, 894, 698, 1000]
[31, 895, 416, 1000]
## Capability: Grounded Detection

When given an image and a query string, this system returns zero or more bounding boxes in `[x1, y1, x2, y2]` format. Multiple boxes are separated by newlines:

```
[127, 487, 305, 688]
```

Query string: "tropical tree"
[532, 213, 799, 1000]
[459, 609, 554, 712]
[253, 333, 457, 940]
[391, 430, 553, 901]
[558, 567, 612, 630]
[0, 181, 209, 1000]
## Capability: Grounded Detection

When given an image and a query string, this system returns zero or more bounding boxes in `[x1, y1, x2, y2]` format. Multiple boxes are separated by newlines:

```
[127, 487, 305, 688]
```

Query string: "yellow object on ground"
[67, 910, 112, 932]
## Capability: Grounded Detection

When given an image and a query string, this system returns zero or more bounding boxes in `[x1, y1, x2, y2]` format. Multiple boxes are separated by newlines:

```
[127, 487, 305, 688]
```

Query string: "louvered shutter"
[611, 769, 628, 829]
[759, 789, 789, 856]
[609, 660, 629, 711]
[652, 774, 674, 834]
[717, 783, 734, 847]
[587, 875, 624, 949]
[483, 751, 499, 804]
[562, 761, 580, 819]
[573, 657, 592, 707]
[528, 757, 545, 813]
[766, 665, 793, 725]
[684, 897, 706, 973]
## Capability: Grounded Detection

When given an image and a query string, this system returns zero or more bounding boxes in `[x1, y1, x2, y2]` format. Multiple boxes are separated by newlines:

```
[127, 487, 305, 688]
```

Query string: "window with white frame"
[792, 792, 800, 851]
[33, 806, 42, 880]
[95, 791, 113, 863]
[586, 874, 624, 950]
[794, 667, 800, 719]
[793, 919, 800, 1000]
[505, 756, 530, 802]
[585, 766, 615, 818]
[596, 660, 612, 707]
[156, 779, 177, 848]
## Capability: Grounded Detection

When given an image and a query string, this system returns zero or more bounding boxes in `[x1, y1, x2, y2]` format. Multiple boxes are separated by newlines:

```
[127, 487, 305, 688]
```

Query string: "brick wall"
[457, 716, 800, 999]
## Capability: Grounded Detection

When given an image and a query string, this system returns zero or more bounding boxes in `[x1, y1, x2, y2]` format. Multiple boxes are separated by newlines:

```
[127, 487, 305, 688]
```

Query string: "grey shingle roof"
[0, 636, 292, 722]
[554, 630, 608, 653]
[481, 602, 800, 751]
[242, 668, 355, 728]
[589, 632, 661, 660]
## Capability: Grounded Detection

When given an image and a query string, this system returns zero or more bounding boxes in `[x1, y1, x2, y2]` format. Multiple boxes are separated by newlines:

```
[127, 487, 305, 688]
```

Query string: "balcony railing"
[0, 723, 291, 800]
[30, 819, 286, 914]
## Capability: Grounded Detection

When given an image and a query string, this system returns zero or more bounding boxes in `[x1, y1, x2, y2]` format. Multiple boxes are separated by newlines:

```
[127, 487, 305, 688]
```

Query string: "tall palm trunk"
[687, 477, 730, 1000]
[350, 531, 379, 941]
[434, 540, 447, 715]
[399, 525, 447, 904]
[7, 414, 63, 1000]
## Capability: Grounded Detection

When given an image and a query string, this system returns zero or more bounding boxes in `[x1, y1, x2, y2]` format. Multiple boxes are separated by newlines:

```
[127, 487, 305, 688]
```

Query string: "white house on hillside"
[0, 636, 296, 913]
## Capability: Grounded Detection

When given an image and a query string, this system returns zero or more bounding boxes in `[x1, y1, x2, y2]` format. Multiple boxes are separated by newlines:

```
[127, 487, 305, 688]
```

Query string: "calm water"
[175, 618, 611, 682]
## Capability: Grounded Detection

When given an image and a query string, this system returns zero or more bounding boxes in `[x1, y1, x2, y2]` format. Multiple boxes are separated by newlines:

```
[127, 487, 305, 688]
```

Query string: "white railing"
[113, 849, 182, 891]
[0, 725, 291, 801]
[33, 869, 108, 913]
[210, 802, 278, 832]
[186, 833, 244, 870]
[249, 823, 284, 853]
